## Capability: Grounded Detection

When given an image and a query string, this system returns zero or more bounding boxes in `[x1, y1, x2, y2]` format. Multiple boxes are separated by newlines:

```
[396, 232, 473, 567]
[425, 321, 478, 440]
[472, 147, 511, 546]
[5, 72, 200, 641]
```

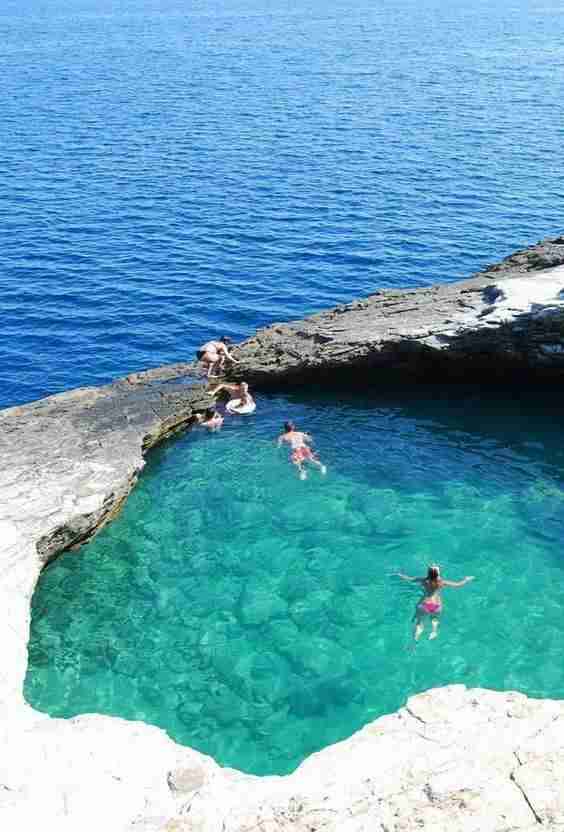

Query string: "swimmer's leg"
[413, 608, 425, 641]
[310, 458, 327, 475]
[429, 617, 440, 640]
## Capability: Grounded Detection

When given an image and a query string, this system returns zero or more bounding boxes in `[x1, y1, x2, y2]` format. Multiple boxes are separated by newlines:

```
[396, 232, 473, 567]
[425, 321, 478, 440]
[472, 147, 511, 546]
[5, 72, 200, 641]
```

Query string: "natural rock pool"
[25, 387, 564, 775]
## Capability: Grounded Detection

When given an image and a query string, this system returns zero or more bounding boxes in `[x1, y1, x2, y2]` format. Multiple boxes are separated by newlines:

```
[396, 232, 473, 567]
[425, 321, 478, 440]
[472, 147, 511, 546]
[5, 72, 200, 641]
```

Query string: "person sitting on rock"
[397, 565, 475, 641]
[277, 421, 326, 481]
[195, 408, 224, 431]
[196, 337, 238, 378]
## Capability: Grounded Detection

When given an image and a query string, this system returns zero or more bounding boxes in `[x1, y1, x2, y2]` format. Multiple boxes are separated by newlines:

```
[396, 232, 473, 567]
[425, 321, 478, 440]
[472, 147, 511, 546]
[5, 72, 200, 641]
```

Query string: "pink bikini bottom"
[420, 599, 441, 615]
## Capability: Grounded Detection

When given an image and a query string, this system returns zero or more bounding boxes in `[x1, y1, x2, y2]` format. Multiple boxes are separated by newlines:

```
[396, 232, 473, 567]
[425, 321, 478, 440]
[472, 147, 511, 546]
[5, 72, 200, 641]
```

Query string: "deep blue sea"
[2, 0, 564, 407]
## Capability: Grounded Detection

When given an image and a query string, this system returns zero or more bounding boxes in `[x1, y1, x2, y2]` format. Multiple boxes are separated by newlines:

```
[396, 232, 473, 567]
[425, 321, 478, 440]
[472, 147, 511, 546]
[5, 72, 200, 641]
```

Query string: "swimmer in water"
[207, 381, 255, 411]
[196, 337, 239, 379]
[277, 421, 327, 481]
[195, 407, 224, 431]
[398, 565, 475, 641]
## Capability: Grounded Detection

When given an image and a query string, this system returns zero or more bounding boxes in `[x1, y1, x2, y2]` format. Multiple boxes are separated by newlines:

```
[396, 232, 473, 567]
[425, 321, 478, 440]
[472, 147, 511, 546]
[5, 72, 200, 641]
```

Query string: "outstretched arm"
[441, 576, 475, 588]
[218, 344, 239, 363]
[207, 383, 235, 396]
[397, 573, 424, 583]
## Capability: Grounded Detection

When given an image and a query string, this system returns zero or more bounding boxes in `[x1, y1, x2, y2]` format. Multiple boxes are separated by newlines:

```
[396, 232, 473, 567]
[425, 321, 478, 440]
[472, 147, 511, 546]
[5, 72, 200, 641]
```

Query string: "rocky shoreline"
[227, 235, 564, 387]
[2, 237, 564, 830]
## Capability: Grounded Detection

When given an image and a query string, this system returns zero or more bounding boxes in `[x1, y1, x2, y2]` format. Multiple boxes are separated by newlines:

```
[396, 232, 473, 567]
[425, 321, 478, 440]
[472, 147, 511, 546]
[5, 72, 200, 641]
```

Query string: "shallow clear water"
[25, 389, 564, 775]
[2, 0, 564, 407]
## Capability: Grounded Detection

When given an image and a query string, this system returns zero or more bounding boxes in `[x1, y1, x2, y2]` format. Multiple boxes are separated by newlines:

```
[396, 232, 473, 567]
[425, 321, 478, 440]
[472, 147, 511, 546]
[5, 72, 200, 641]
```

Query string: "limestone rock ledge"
[229, 236, 564, 386]
[2, 686, 564, 831]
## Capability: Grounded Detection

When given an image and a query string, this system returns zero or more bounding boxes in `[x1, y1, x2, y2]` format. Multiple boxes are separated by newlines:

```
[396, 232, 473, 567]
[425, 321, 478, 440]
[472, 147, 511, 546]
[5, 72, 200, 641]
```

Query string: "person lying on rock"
[207, 381, 255, 413]
[277, 421, 327, 481]
[397, 565, 475, 641]
[196, 337, 238, 378]
[194, 408, 224, 431]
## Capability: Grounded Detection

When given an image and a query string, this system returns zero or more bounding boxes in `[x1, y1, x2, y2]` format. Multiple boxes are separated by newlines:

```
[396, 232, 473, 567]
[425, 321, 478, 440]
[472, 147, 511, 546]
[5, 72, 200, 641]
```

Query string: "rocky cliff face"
[2, 238, 564, 831]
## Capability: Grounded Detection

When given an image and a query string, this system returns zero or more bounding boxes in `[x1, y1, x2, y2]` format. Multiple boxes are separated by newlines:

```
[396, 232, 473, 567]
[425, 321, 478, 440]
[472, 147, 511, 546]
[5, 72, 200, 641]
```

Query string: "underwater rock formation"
[2, 236, 564, 830]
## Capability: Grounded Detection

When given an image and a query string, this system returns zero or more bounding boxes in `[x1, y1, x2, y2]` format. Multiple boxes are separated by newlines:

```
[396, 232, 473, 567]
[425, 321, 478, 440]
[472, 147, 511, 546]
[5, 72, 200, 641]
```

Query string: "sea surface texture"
[2, 0, 564, 407]
[25, 389, 564, 775]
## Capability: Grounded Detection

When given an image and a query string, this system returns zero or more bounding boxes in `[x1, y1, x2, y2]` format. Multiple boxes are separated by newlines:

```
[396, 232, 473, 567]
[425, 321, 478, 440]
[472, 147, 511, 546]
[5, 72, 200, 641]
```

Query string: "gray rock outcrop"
[2, 237, 564, 830]
[227, 236, 564, 386]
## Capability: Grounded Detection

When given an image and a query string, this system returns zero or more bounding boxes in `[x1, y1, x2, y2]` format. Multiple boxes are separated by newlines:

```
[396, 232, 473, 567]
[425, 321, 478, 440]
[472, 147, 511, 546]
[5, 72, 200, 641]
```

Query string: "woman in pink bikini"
[398, 565, 475, 641]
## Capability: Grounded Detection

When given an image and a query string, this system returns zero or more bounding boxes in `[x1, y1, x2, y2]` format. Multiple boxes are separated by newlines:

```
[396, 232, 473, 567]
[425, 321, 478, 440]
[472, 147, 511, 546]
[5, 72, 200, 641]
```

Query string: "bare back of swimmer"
[277, 421, 327, 481]
[398, 564, 475, 641]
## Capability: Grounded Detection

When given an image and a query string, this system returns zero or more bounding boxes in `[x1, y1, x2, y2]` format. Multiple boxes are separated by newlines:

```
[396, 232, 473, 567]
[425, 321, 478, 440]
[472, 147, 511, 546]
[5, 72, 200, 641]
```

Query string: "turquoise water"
[25, 389, 564, 775]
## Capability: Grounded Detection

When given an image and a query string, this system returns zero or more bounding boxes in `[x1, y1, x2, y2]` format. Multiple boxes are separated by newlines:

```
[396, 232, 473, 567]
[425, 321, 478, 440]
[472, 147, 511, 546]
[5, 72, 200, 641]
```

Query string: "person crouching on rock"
[277, 421, 327, 481]
[196, 337, 238, 379]
[195, 408, 224, 431]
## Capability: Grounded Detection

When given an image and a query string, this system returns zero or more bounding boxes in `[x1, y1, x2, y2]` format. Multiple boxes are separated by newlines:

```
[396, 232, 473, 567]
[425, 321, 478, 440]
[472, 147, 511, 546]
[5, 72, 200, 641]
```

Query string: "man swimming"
[398, 565, 475, 641]
[277, 421, 327, 481]
[196, 337, 239, 378]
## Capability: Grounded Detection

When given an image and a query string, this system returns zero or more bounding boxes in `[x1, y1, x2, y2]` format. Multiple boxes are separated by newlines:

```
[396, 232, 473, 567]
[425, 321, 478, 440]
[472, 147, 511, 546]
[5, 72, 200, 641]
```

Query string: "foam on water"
[25, 388, 564, 775]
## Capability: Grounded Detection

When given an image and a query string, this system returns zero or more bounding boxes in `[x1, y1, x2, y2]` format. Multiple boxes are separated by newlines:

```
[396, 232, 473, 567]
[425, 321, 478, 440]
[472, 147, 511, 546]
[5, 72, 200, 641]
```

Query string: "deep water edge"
[25, 385, 564, 775]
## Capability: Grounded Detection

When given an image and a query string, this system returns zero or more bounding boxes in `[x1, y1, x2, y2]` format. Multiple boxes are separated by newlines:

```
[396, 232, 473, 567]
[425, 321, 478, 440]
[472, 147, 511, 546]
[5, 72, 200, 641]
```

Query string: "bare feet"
[320, 464, 327, 475]
[299, 469, 307, 481]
